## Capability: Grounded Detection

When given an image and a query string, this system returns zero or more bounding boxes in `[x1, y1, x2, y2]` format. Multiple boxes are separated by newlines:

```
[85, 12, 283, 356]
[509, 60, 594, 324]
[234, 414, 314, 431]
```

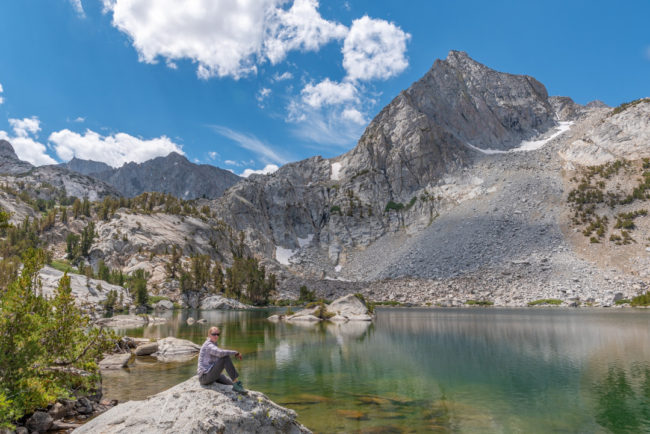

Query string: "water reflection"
[102, 308, 650, 433]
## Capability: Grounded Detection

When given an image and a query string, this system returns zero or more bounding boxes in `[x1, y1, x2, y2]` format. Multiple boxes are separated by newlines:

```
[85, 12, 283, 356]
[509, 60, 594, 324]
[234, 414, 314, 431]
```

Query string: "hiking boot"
[232, 380, 246, 394]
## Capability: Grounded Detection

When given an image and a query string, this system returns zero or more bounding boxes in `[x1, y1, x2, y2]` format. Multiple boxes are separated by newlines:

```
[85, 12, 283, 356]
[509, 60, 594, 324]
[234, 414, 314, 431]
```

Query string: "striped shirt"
[197, 339, 237, 375]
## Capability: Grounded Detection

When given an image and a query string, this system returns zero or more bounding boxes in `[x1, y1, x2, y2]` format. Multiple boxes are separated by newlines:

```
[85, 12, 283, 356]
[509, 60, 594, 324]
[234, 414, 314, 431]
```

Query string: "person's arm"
[207, 342, 238, 358]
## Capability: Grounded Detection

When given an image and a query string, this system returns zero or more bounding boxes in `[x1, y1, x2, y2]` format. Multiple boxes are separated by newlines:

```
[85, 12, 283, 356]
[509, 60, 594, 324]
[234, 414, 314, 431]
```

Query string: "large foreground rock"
[153, 337, 201, 362]
[200, 295, 251, 310]
[72, 376, 311, 434]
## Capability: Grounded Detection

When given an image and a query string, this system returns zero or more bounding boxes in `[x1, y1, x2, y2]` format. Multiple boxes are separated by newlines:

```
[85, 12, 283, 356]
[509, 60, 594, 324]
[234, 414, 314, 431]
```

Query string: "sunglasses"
[210, 332, 220, 336]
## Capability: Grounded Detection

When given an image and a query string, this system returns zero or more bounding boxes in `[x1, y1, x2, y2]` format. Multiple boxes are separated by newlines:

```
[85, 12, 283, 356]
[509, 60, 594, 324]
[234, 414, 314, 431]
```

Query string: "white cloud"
[9, 117, 41, 138]
[224, 160, 240, 166]
[342, 16, 410, 81]
[241, 164, 279, 178]
[341, 108, 366, 125]
[48, 128, 183, 168]
[264, 0, 347, 64]
[212, 125, 287, 165]
[70, 0, 85, 17]
[73, 116, 85, 123]
[273, 71, 294, 81]
[0, 117, 57, 166]
[257, 87, 272, 108]
[208, 151, 219, 160]
[301, 79, 357, 108]
[0, 83, 3, 104]
[103, 0, 345, 80]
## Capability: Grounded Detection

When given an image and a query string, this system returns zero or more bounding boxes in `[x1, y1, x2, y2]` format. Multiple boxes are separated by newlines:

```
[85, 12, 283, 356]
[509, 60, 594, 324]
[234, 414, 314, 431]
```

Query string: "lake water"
[103, 308, 650, 433]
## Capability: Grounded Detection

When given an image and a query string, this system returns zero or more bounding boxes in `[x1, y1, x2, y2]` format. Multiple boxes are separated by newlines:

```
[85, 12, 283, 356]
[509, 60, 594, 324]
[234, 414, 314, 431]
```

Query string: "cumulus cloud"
[211, 125, 287, 165]
[103, 0, 345, 79]
[287, 102, 366, 146]
[208, 151, 219, 160]
[341, 108, 366, 125]
[241, 164, 279, 178]
[0, 117, 57, 166]
[264, 0, 347, 64]
[9, 117, 41, 138]
[342, 16, 410, 81]
[301, 79, 357, 108]
[70, 0, 85, 17]
[48, 129, 183, 168]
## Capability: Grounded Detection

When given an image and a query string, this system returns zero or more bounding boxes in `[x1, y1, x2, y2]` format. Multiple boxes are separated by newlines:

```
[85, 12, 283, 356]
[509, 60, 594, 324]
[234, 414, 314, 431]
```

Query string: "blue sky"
[0, 0, 648, 176]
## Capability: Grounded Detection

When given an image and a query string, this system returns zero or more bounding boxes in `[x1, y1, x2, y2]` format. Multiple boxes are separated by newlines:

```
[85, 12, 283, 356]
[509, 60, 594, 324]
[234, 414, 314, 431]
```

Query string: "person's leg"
[199, 358, 226, 385]
[199, 356, 239, 385]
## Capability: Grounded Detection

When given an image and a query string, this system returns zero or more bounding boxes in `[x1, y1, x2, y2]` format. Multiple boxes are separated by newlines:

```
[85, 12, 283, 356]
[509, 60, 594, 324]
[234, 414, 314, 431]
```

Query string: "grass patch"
[373, 300, 403, 307]
[528, 298, 563, 306]
[615, 299, 631, 305]
[49, 259, 78, 274]
[630, 292, 650, 307]
[148, 295, 170, 304]
[384, 201, 404, 212]
[465, 300, 494, 306]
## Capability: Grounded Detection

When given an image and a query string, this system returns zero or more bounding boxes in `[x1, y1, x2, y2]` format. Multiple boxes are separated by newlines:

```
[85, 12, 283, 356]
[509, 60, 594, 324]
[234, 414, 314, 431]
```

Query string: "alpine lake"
[102, 307, 650, 433]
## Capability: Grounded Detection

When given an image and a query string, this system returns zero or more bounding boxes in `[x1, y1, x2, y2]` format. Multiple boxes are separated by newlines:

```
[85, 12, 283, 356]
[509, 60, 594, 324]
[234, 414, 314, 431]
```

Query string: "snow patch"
[335, 265, 342, 273]
[468, 121, 574, 154]
[275, 246, 296, 265]
[331, 162, 342, 180]
[514, 121, 573, 151]
[297, 234, 313, 248]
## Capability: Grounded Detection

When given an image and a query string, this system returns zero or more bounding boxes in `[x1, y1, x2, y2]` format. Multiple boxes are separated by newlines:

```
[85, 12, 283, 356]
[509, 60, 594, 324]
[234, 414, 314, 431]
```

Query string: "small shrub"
[466, 299, 494, 306]
[528, 298, 563, 306]
[630, 292, 650, 307]
[614, 299, 631, 305]
[384, 201, 404, 212]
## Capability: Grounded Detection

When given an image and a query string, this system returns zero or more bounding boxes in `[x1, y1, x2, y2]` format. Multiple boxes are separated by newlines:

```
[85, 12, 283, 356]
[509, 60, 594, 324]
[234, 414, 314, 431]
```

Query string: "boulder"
[95, 315, 167, 327]
[154, 337, 201, 362]
[99, 353, 132, 369]
[134, 342, 159, 356]
[48, 402, 67, 420]
[200, 295, 250, 310]
[25, 411, 53, 433]
[72, 377, 311, 434]
[327, 294, 373, 321]
[153, 299, 174, 310]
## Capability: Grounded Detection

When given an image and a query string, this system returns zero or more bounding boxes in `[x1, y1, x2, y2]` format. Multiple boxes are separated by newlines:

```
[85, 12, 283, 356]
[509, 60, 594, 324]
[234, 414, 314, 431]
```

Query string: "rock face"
[60, 157, 112, 176]
[84, 152, 241, 199]
[0, 140, 118, 200]
[38, 266, 132, 312]
[213, 51, 561, 277]
[99, 353, 132, 369]
[153, 337, 201, 362]
[72, 376, 311, 434]
[200, 295, 251, 310]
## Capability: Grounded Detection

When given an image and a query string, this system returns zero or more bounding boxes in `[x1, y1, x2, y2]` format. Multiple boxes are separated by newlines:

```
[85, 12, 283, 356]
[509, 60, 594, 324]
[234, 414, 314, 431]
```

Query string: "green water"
[103, 308, 650, 433]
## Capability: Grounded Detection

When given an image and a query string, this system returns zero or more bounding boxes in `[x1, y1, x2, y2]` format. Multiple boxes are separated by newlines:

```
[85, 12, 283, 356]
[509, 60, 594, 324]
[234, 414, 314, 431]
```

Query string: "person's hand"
[235, 352, 243, 360]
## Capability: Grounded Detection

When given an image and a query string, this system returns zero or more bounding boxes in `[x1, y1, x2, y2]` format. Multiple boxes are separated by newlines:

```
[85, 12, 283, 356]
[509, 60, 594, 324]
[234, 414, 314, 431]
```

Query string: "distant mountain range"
[58, 152, 240, 199]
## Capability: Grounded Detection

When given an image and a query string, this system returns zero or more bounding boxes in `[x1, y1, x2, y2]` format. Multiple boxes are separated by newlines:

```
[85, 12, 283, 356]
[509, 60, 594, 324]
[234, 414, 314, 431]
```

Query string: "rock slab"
[99, 353, 132, 369]
[72, 376, 311, 434]
[154, 337, 201, 362]
[200, 295, 251, 310]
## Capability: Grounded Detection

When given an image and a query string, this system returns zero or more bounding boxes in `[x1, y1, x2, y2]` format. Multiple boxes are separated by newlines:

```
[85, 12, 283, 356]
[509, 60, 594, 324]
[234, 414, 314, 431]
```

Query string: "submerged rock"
[95, 315, 167, 328]
[72, 376, 311, 433]
[99, 353, 132, 369]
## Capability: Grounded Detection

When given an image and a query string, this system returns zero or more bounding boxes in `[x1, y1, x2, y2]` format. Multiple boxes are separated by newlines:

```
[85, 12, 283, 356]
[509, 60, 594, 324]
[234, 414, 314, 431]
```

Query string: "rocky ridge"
[71, 152, 241, 199]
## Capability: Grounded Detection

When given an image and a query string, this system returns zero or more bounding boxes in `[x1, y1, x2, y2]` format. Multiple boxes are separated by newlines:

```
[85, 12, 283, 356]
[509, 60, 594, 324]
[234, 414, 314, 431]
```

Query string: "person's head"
[208, 326, 220, 342]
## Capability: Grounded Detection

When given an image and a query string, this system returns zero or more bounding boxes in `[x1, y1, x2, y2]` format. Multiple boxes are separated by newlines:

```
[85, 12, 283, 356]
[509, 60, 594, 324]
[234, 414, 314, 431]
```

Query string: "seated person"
[197, 326, 245, 393]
